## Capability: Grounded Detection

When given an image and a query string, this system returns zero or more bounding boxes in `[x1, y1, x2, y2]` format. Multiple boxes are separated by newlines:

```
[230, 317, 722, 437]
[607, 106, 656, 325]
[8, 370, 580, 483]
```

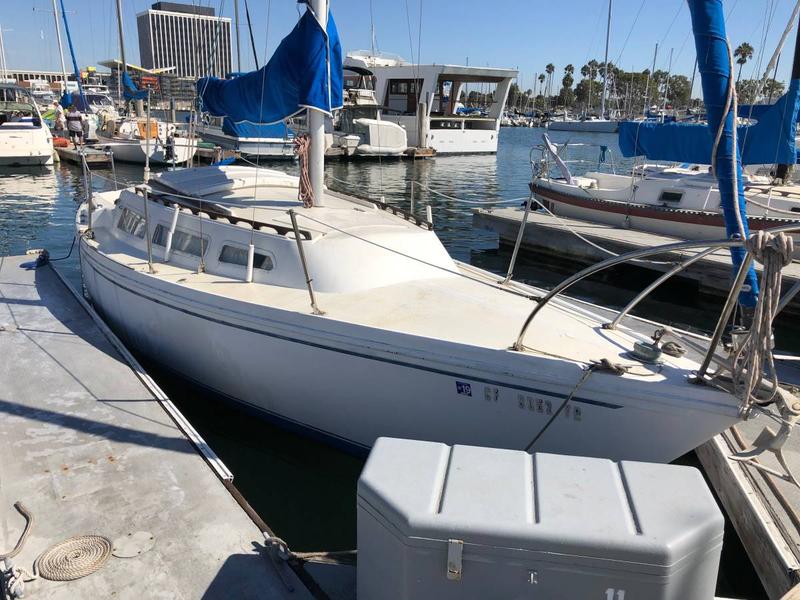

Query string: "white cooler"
[357, 437, 724, 600]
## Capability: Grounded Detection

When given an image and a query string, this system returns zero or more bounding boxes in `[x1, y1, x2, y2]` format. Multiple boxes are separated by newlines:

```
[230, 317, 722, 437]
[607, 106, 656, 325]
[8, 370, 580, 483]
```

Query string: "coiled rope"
[35, 535, 113, 582]
[293, 134, 314, 208]
[733, 231, 794, 414]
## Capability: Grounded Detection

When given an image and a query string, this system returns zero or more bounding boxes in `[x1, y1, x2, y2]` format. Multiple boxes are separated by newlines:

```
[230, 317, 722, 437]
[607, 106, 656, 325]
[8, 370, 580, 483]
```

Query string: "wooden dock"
[697, 359, 800, 599]
[54, 146, 113, 167]
[473, 206, 800, 313]
[0, 254, 317, 599]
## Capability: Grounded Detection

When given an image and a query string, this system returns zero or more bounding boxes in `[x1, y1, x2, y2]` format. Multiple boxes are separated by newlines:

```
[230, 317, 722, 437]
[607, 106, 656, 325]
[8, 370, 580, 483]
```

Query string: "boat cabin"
[344, 52, 517, 154]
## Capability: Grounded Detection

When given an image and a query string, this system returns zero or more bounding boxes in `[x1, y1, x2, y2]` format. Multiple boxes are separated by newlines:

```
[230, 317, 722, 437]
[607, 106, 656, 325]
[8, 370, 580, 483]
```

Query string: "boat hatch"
[658, 190, 684, 206]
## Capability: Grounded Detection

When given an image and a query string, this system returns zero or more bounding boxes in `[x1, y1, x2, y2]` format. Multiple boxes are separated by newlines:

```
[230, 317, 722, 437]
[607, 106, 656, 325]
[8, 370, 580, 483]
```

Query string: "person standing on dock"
[52, 101, 66, 135]
[66, 105, 85, 150]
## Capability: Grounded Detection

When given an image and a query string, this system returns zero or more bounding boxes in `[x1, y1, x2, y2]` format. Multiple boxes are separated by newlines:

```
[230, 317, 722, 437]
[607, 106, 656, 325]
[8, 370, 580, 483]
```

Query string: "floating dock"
[54, 146, 113, 167]
[697, 361, 800, 599]
[473, 206, 800, 312]
[0, 254, 314, 599]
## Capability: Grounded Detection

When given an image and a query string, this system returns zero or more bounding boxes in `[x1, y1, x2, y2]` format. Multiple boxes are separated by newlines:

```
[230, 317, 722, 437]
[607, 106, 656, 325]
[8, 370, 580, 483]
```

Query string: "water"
[0, 128, 772, 597]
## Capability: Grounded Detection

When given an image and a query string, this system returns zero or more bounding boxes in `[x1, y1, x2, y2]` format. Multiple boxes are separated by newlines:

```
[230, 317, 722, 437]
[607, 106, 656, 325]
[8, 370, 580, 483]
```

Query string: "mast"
[115, 0, 127, 78]
[234, 0, 241, 73]
[642, 43, 658, 116]
[51, 0, 68, 92]
[599, 0, 612, 118]
[308, 0, 327, 207]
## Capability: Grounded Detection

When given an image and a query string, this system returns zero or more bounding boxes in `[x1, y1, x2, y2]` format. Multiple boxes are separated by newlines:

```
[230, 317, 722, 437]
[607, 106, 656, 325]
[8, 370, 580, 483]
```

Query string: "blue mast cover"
[196, 9, 343, 124]
[687, 0, 759, 306]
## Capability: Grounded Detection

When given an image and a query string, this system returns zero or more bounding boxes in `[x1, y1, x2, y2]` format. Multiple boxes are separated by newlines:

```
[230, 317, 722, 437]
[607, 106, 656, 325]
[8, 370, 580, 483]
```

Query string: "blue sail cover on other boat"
[619, 78, 800, 165]
[197, 9, 343, 124]
[221, 117, 293, 139]
[122, 71, 149, 101]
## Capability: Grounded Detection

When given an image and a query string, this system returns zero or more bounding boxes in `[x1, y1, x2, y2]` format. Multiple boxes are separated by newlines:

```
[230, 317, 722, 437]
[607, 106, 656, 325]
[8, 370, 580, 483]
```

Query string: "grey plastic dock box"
[357, 438, 724, 600]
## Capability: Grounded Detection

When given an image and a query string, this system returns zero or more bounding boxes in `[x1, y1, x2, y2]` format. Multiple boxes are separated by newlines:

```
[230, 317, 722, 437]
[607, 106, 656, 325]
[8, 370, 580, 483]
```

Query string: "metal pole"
[599, 0, 612, 119]
[643, 43, 658, 116]
[233, 0, 242, 73]
[82, 154, 94, 232]
[308, 0, 327, 207]
[696, 254, 755, 379]
[142, 187, 155, 273]
[144, 89, 151, 183]
[502, 194, 534, 284]
[288, 210, 323, 315]
[51, 0, 69, 92]
[661, 48, 674, 121]
[115, 0, 127, 111]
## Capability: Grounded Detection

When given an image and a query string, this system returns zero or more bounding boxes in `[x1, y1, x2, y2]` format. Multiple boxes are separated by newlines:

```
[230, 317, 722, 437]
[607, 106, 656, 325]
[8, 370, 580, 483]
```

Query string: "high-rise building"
[137, 1, 231, 79]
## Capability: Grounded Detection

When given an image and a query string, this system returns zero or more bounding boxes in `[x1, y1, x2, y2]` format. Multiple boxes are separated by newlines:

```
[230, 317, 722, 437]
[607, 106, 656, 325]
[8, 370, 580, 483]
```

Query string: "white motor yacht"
[344, 51, 516, 154]
[0, 84, 54, 166]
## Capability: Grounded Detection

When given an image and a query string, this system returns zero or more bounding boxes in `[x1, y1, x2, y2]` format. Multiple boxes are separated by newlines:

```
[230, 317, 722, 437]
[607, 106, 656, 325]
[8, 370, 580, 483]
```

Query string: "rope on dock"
[35, 535, 113, 581]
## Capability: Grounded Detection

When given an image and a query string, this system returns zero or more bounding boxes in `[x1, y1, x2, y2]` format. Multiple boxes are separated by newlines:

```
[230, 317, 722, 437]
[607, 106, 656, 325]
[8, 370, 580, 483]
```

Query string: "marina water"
[1, 127, 783, 597]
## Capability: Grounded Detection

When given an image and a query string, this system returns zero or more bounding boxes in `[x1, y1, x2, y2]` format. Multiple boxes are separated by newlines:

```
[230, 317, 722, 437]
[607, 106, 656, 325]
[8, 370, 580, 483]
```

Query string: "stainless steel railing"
[512, 223, 800, 380]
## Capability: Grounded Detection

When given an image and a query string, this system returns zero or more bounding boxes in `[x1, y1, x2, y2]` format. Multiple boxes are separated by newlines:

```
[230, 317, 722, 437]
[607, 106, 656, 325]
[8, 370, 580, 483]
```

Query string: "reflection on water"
[0, 130, 769, 596]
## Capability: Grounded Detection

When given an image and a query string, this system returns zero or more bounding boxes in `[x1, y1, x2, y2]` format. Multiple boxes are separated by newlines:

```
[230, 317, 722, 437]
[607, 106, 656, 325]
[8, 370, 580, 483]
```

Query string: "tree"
[666, 75, 691, 107]
[736, 78, 785, 104]
[545, 63, 555, 101]
[580, 64, 590, 79]
[734, 42, 754, 84]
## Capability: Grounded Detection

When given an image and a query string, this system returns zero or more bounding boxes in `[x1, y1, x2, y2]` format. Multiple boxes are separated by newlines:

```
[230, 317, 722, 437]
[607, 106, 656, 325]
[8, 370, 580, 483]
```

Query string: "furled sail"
[197, 8, 343, 124]
[122, 71, 148, 101]
[58, 0, 87, 110]
[619, 79, 800, 165]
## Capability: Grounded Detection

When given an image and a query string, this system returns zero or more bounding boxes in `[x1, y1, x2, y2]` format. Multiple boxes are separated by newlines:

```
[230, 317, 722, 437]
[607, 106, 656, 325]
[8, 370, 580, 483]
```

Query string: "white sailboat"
[96, 0, 197, 166]
[75, 0, 797, 465]
[548, 0, 618, 133]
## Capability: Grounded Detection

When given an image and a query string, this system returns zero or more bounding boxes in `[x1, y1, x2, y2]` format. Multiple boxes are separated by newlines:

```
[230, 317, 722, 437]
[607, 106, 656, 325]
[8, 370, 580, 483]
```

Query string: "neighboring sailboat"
[96, 0, 196, 165]
[76, 0, 798, 465]
[532, 13, 800, 252]
[549, 0, 619, 133]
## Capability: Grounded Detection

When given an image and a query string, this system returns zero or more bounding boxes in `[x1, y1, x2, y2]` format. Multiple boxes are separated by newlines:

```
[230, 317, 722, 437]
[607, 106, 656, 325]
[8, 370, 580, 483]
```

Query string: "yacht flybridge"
[78, 165, 752, 462]
[344, 51, 517, 154]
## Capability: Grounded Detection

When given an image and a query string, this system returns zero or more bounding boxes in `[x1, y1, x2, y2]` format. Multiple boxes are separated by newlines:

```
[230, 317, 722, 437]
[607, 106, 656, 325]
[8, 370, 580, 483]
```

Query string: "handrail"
[512, 222, 800, 354]
[605, 246, 719, 330]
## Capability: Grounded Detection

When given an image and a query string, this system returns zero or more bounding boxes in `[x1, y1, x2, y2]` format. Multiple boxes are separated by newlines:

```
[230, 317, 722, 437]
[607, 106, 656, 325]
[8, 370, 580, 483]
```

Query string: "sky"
[7, 0, 800, 97]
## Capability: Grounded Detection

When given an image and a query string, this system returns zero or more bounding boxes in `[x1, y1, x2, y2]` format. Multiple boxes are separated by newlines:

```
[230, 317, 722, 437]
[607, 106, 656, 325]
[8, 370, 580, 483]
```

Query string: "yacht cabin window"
[152, 225, 208, 257]
[116, 207, 147, 238]
[385, 79, 422, 115]
[219, 245, 274, 271]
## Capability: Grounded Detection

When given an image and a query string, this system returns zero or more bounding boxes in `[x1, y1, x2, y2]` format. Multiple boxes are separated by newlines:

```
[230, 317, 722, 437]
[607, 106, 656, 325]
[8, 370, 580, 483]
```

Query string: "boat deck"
[0, 254, 313, 599]
[473, 206, 800, 313]
[55, 146, 112, 166]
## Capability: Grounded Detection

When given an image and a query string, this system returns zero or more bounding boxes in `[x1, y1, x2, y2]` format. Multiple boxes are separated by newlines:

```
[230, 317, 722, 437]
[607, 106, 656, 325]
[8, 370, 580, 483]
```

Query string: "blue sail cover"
[58, 0, 86, 110]
[122, 71, 148, 101]
[221, 117, 293, 139]
[197, 9, 343, 124]
[620, 78, 800, 165]
[687, 0, 758, 306]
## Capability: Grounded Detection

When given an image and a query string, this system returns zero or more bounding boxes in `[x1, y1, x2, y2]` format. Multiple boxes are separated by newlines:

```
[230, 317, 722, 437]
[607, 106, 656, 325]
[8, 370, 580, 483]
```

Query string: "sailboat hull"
[97, 135, 197, 165]
[79, 238, 740, 462]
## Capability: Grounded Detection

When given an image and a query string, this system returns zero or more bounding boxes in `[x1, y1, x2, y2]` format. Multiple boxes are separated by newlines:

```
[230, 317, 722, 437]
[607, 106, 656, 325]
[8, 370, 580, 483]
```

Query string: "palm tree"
[734, 42, 754, 84]
[537, 73, 546, 109]
[545, 63, 555, 104]
[580, 64, 590, 79]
